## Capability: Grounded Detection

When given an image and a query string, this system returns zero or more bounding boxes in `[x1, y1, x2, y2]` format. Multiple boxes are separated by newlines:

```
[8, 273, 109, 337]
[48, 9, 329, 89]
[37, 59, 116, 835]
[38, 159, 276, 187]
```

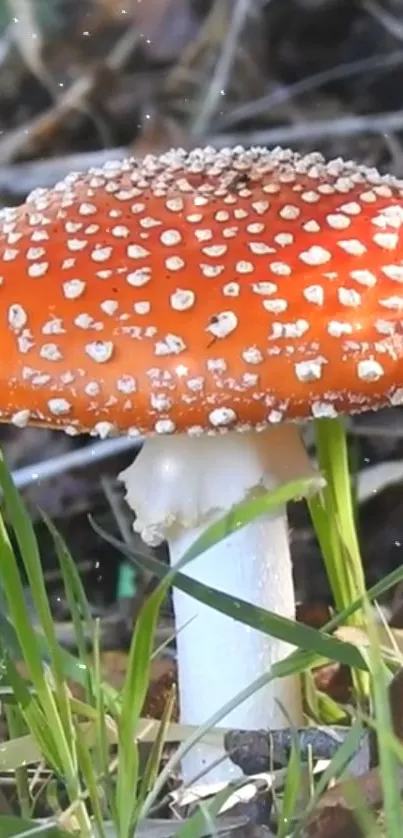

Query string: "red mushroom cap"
[2, 145, 403, 438]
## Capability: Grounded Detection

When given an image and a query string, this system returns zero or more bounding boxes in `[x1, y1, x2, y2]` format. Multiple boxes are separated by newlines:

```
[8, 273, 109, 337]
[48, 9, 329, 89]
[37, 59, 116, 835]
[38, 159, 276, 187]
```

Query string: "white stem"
[120, 425, 318, 784]
[168, 506, 301, 783]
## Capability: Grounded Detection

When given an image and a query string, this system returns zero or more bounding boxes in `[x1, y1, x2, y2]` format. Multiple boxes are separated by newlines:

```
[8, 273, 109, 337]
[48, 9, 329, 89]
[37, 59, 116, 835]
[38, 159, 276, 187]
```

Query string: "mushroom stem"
[167, 504, 301, 783]
[120, 425, 317, 783]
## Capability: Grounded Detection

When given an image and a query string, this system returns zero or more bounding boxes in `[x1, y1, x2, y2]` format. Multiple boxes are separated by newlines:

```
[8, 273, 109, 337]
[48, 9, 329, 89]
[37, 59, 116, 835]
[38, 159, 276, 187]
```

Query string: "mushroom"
[1, 145, 403, 782]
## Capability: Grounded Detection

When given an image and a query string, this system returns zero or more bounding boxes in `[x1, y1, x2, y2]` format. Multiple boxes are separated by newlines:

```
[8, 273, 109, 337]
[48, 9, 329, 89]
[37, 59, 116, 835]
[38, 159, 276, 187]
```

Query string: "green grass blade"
[363, 614, 402, 838]
[0, 455, 67, 687]
[137, 685, 176, 812]
[308, 494, 346, 609]
[293, 722, 366, 838]
[0, 733, 42, 772]
[0, 510, 48, 691]
[4, 704, 31, 819]
[313, 418, 369, 699]
[314, 419, 366, 616]
[1, 654, 63, 773]
[92, 620, 116, 826]
[0, 608, 121, 708]
[115, 572, 172, 837]
[0, 514, 75, 776]
[42, 514, 94, 702]
[0, 455, 81, 782]
[172, 476, 317, 564]
[75, 734, 107, 838]
[277, 734, 303, 838]
[91, 520, 366, 672]
[0, 817, 71, 837]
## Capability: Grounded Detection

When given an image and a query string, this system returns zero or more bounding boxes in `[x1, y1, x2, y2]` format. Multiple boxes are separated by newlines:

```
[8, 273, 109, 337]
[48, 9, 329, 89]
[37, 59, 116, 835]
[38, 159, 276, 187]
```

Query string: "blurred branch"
[208, 109, 403, 153]
[7, 435, 141, 491]
[215, 49, 403, 131]
[191, 0, 261, 136]
[0, 146, 127, 196]
[363, 0, 403, 42]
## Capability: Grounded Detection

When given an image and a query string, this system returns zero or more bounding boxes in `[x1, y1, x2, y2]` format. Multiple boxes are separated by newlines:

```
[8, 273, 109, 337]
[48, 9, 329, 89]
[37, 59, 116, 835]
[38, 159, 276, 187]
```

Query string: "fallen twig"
[208, 109, 403, 152]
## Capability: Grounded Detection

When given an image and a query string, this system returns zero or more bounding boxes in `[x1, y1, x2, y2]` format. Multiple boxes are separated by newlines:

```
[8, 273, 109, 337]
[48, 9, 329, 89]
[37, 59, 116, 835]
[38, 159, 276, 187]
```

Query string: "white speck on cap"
[326, 213, 351, 229]
[85, 341, 114, 363]
[100, 299, 118, 315]
[63, 279, 86, 299]
[328, 321, 353, 337]
[11, 409, 30, 428]
[373, 232, 398, 250]
[170, 288, 196, 311]
[382, 265, 403, 282]
[209, 407, 237, 427]
[206, 311, 238, 339]
[242, 347, 263, 364]
[160, 229, 182, 246]
[127, 244, 150, 260]
[116, 375, 136, 393]
[311, 402, 338, 418]
[349, 270, 377, 287]
[40, 343, 63, 361]
[42, 317, 65, 335]
[269, 262, 292, 276]
[357, 359, 384, 381]
[338, 288, 361, 307]
[155, 334, 186, 356]
[204, 244, 229, 258]
[48, 398, 71, 416]
[380, 296, 403, 310]
[85, 381, 100, 396]
[165, 255, 185, 271]
[271, 319, 309, 339]
[8, 304, 27, 331]
[263, 298, 288, 314]
[299, 246, 331, 266]
[127, 267, 151, 286]
[337, 239, 367, 256]
[391, 388, 403, 405]
[94, 421, 116, 438]
[295, 359, 325, 382]
[91, 245, 112, 262]
[223, 282, 240, 296]
[155, 418, 176, 434]
[303, 285, 324, 305]
[252, 282, 278, 295]
[134, 301, 151, 315]
[28, 262, 49, 277]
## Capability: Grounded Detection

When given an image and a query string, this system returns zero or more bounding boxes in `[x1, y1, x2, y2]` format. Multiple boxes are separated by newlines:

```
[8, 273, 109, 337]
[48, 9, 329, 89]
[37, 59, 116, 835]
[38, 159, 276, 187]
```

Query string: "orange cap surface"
[2, 145, 403, 438]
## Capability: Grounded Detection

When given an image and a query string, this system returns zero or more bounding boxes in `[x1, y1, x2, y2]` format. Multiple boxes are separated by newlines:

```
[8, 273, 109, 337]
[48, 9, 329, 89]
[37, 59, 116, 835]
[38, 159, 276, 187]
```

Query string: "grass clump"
[0, 418, 401, 836]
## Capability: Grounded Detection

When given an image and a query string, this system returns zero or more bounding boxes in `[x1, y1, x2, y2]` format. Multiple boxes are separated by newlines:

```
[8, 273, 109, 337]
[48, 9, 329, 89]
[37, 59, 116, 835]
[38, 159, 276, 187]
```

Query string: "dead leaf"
[312, 661, 353, 703]
[303, 666, 403, 836]
[302, 767, 385, 838]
